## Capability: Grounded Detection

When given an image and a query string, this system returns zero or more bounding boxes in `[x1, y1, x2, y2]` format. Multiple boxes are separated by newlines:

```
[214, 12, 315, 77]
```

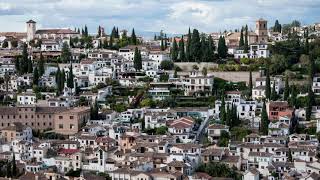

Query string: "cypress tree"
[12, 153, 16, 177]
[134, 47, 142, 71]
[131, 28, 137, 45]
[239, 27, 244, 47]
[271, 80, 277, 101]
[109, 35, 114, 49]
[261, 101, 269, 135]
[33, 67, 39, 86]
[61, 70, 65, 91]
[220, 95, 226, 124]
[186, 28, 192, 61]
[305, 38, 309, 55]
[27, 58, 33, 73]
[244, 25, 249, 53]
[15, 57, 20, 75]
[249, 68, 253, 98]
[38, 52, 45, 76]
[61, 42, 71, 63]
[178, 36, 185, 62]
[102, 39, 108, 49]
[200, 34, 208, 62]
[218, 36, 227, 58]
[284, 75, 289, 101]
[56, 67, 61, 93]
[290, 85, 298, 108]
[306, 55, 315, 121]
[97, 25, 101, 37]
[67, 63, 74, 89]
[207, 35, 215, 62]
[226, 105, 232, 127]
[171, 38, 178, 61]
[6, 161, 11, 178]
[161, 38, 165, 51]
[84, 25, 88, 36]
[190, 29, 201, 62]
[265, 63, 271, 100]
[90, 101, 99, 120]
[164, 34, 168, 49]
[22, 43, 28, 74]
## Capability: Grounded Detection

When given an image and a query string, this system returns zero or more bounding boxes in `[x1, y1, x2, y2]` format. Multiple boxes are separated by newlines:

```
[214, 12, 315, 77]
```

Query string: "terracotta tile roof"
[58, 148, 80, 155]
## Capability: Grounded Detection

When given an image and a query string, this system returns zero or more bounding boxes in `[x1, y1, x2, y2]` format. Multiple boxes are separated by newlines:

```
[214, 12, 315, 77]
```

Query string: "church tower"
[26, 19, 36, 42]
[255, 18, 268, 43]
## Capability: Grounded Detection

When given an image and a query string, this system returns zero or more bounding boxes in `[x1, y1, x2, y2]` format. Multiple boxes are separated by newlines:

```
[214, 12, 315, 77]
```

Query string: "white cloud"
[0, 0, 319, 35]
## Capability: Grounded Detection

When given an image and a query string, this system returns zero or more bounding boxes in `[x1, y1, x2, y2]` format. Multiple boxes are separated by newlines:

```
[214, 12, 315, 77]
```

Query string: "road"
[195, 115, 211, 142]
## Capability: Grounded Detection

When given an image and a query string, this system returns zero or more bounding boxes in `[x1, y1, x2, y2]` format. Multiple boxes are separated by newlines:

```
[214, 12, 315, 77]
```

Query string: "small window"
[59, 124, 63, 129]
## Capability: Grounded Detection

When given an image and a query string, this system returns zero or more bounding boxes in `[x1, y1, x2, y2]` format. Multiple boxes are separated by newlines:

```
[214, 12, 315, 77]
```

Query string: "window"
[59, 116, 63, 119]
[59, 124, 63, 129]
[70, 116, 74, 119]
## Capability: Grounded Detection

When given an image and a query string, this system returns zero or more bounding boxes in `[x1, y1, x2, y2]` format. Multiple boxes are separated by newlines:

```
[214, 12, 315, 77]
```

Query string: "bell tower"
[255, 18, 268, 43]
[26, 19, 36, 42]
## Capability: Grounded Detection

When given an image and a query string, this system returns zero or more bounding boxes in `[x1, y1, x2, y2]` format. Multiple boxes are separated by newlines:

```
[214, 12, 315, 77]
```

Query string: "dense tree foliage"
[133, 47, 142, 71]
[197, 162, 241, 180]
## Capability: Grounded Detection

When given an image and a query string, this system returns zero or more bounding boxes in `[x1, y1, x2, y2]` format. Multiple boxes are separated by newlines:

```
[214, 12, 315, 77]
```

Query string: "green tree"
[202, 67, 207, 77]
[84, 25, 88, 36]
[140, 98, 155, 107]
[160, 38, 165, 51]
[306, 55, 315, 121]
[6, 161, 12, 178]
[220, 95, 226, 124]
[27, 58, 33, 73]
[271, 80, 277, 101]
[133, 47, 142, 71]
[207, 35, 215, 62]
[248, 68, 253, 98]
[131, 28, 137, 45]
[61, 70, 66, 91]
[61, 42, 71, 63]
[289, 85, 298, 108]
[265, 63, 271, 100]
[239, 27, 244, 47]
[56, 67, 61, 93]
[38, 52, 45, 76]
[12, 153, 17, 177]
[283, 75, 289, 100]
[190, 29, 201, 62]
[67, 64, 74, 89]
[33, 67, 39, 86]
[90, 101, 99, 120]
[4, 73, 10, 93]
[15, 57, 20, 75]
[273, 20, 282, 33]
[261, 101, 269, 135]
[178, 36, 185, 62]
[218, 36, 227, 58]
[186, 28, 192, 61]
[218, 130, 230, 147]
[155, 126, 168, 135]
[160, 60, 174, 70]
[244, 25, 249, 53]
[171, 38, 178, 61]
[159, 74, 169, 82]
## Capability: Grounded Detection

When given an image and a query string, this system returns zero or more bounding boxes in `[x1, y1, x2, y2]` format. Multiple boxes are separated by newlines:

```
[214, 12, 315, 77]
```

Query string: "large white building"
[26, 19, 80, 42]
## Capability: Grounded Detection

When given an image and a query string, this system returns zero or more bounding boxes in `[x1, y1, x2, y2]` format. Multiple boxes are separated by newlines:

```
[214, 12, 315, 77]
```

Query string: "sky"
[0, 0, 319, 37]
